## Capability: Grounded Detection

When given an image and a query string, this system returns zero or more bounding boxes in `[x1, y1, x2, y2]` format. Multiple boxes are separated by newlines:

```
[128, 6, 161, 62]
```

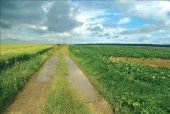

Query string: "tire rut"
[5, 56, 59, 114]
[65, 56, 113, 114]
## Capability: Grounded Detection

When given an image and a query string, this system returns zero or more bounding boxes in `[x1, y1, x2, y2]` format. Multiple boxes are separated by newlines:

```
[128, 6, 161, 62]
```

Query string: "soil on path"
[111, 57, 170, 68]
[6, 56, 58, 114]
[65, 56, 113, 114]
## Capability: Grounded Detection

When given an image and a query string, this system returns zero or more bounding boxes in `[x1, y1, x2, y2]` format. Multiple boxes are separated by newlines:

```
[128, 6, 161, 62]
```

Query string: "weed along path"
[65, 56, 113, 114]
[6, 56, 59, 114]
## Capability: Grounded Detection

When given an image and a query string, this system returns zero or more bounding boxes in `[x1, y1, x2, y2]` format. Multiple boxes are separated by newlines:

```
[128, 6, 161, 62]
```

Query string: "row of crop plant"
[69, 45, 170, 114]
[76, 45, 170, 59]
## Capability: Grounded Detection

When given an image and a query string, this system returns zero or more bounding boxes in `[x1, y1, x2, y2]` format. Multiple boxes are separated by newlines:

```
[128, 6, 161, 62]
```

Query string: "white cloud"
[39, 26, 47, 30]
[128, 1, 170, 25]
[26, 24, 48, 30]
[76, 14, 88, 22]
[118, 17, 130, 24]
[41, 2, 54, 13]
[72, 24, 91, 35]
[74, 9, 108, 36]
[1, 0, 170, 44]
[75, 9, 108, 23]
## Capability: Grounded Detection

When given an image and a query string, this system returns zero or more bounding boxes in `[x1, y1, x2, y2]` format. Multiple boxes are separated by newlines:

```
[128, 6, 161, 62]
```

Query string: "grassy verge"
[0, 48, 53, 112]
[0, 44, 53, 70]
[69, 45, 170, 114]
[42, 46, 91, 114]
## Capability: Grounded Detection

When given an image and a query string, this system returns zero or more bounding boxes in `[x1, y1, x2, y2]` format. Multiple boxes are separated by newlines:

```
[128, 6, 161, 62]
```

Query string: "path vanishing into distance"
[5, 49, 113, 114]
[6, 56, 59, 114]
[66, 56, 113, 114]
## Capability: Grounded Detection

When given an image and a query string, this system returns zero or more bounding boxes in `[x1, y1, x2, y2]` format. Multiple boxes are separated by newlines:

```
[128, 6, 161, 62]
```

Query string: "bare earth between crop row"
[111, 57, 170, 68]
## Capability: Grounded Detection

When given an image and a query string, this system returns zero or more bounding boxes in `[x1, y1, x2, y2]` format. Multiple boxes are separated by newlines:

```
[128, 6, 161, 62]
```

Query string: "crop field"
[0, 43, 53, 70]
[0, 43, 54, 111]
[0, 44, 91, 114]
[69, 45, 170, 114]
[1, 44, 170, 114]
[1, 0, 170, 113]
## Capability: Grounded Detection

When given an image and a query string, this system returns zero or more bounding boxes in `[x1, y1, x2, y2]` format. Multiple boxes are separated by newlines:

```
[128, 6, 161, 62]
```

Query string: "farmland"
[0, 44, 91, 114]
[1, 44, 170, 114]
[0, 43, 53, 70]
[0, 43, 54, 112]
[1, 0, 170, 114]
[69, 45, 170, 114]
[42, 46, 91, 114]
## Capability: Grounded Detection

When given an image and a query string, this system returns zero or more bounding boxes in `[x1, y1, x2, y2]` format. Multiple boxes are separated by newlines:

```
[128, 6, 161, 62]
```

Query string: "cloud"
[118, 17, 131, 24]
[72, 24, 90, 35]
[87, 24, 103, 32]
[0, 1, 46, 28]
[84, 23, 125, 39]
[0, 20, 11, 29]
[120, 24, 170, 36]
[121, 24, 159, 34]
[0, 0, 170, 44]
[130, 1, 170, 22]
[0, 0, 80, 33]
[113, 1, 170, 26]
[46, 1, 80, 32]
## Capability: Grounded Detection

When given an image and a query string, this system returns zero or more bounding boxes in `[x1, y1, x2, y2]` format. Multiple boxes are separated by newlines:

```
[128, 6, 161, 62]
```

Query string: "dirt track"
[66, 56, 113, 114]
[5, 51, 113, 114]
[6, 56, 58, 114]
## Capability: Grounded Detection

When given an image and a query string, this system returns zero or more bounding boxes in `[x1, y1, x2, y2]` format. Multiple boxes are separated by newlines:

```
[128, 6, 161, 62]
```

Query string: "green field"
[0, 43, 53, 70]
[0, 43, 54, 111]
[1, 44, 170, 114]
[0, 44, 90, 114]
[69, 45, 170, 114]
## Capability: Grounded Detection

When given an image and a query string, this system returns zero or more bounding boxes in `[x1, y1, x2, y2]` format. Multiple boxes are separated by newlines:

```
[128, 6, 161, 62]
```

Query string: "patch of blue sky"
[120, 16, 154, 29]
[152, 32, 170, 38]
[167, 11, 170, 16]
[95, 0, 113, 9]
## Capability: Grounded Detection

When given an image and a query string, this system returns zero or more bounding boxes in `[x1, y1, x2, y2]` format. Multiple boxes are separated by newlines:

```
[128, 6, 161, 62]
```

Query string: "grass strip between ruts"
[42, 46, 91, 114]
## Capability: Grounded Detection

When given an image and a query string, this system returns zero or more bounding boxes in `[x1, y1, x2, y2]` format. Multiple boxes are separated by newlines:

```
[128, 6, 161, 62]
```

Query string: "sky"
[0, 0, 170, 44]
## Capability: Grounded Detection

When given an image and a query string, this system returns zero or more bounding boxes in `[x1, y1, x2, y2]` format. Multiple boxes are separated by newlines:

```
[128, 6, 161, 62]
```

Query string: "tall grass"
[42, 46, 91, 114]
[0, 44, 54, 112]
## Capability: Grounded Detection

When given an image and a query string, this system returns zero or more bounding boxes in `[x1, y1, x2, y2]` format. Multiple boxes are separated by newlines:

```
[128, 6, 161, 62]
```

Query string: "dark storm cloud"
[1, 0, 80, 33]
[46, 1, 80, 32]
[0, 0, 46, 28]
[0, 20, 11, 28]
